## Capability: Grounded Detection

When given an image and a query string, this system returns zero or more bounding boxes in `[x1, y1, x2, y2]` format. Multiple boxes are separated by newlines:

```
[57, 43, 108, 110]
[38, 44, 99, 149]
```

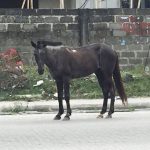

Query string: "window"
[145, 0, 150, 8]
[0, 0, 38, 8]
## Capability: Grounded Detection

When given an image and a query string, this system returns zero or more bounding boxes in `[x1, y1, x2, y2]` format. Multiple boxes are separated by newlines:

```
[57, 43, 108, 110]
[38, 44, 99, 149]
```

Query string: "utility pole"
[95, 0, 101, 8]
[137, 0, 142, 8]
[60, 0, 64, 9]
[21, 0, 33, 9]
[130, 0, 133, 8]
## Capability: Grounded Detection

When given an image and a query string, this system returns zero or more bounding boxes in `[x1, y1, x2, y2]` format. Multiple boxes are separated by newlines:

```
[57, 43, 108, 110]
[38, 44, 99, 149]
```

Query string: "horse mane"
[37, 40, 63, 46]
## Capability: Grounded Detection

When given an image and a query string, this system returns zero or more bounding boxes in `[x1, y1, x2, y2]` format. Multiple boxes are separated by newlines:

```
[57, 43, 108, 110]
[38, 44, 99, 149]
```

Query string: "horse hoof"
[63, 116, 70, 121]
[54, 115, 61, 120]
[105, 115, 112, 119]
[97, 114, 103, 119]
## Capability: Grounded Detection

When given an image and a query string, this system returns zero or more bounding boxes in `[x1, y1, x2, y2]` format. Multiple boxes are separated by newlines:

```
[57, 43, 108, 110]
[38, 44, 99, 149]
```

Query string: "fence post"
[78, 9, 89, 46]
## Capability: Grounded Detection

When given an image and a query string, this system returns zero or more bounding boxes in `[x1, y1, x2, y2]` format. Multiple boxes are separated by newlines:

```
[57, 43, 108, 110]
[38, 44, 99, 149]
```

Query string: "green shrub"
[0, 65, 150, 101]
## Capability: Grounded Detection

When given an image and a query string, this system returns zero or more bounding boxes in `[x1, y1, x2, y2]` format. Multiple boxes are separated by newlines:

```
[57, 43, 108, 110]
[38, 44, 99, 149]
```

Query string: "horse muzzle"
[38, 69, 44, 75]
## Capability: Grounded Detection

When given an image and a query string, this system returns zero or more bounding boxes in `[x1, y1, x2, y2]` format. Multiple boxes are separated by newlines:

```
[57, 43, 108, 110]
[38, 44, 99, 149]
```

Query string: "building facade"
[0, 0, 149, 9]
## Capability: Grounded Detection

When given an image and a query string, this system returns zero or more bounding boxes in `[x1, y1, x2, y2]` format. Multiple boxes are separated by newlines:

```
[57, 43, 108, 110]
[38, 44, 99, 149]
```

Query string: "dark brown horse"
[31, 40, 127, 120]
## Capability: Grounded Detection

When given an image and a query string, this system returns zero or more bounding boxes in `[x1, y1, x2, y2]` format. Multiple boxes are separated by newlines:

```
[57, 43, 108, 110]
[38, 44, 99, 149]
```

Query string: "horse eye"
[34, 52, 37, 56]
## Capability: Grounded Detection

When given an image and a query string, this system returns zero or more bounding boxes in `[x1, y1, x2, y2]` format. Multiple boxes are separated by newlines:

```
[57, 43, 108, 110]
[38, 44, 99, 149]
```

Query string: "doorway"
[0, 0, 38, 8]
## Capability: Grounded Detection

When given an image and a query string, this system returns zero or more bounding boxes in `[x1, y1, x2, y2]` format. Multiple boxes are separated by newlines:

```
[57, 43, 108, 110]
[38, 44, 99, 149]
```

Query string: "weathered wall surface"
[0, 9, 149, 68]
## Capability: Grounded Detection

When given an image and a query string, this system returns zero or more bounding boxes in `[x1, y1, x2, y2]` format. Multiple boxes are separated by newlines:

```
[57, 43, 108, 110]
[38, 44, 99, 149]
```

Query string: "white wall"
[98, 0, 120, 8]
[39, 0, 59, 9]
[75, 0, 120, 9]
[38, 0, 121, 9]
[75, 0, 95, 9]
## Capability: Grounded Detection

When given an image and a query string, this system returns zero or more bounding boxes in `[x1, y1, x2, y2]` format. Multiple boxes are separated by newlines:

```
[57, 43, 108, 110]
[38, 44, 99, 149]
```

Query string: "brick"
[89, 30, 108, 39]
[22, 9, 37, 16]
[144, 16, 150, 22]
[0, 9, 6, 15]
[116, 16, 129, 23]
[0, 16, 4, 23]
[60, 16, 73, 23]
[128, 44, 142, 51]
[67, 24, 79, 30]
[75, 16, 79, 23]
[121, 51, 135, 57]
[53, 24, 66, 31]
[102, 16, 114, 22]
[5, 9, 22, 15]
[30, 16, 45, 23]
[137, 51, 149, 58]
[136, 9, 150, 15]
[143, 44, 150, 50]
[109, 23, 122, 30]
[52, 9, 67, 15]
[4, 16, 15, 23]
[122, 9, 136, 15]
[37, 24, 51, 31]
[22, 24, 36, 32]
[121, 64, 135, 69]
[7, 24, 21, 32]
[113, 45, 128, 51]
[113, 30, 126, 36]
[89, 23, 108, 30]
[108, 9, 122, 15]
[66, 9, 78, 15]
[45, 17, 59, 23]
[143, 58, 150, 65]
[89, 9, 109, 15]
[119, 58, 128, 64]
[0, 24, 6, 32]
[15, 16, 29, 23]
[129, 58, 142, 64]
[89, 16, 102, 23]
[36, 9, 52, 16]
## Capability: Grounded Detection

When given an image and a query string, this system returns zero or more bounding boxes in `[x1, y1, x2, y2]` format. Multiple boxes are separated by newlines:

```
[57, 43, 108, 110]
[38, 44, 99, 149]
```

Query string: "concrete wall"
[100, 0, 120, 8]
[0, 8, 149, 68]
[39, 0, 60, 9]
[75, 0, 95, 9]
[38, 0, 120, 9]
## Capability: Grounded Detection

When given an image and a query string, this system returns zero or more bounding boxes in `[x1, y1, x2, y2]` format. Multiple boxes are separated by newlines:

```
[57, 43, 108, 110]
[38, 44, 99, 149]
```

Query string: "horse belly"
[71, 62, 97, 78]
[68, 51, 98, 78]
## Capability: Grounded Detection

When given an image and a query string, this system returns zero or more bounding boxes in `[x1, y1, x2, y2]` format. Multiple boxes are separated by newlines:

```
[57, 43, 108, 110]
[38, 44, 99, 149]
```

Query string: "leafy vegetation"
[0, 65, 150, 101]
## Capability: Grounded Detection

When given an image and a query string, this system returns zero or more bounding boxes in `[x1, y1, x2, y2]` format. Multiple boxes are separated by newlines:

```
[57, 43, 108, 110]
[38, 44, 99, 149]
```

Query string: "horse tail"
[113, 56, 127, 105]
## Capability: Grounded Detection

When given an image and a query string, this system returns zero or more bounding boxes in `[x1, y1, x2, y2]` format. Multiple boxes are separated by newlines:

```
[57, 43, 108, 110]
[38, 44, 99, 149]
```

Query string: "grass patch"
[0, 65, 150, 101]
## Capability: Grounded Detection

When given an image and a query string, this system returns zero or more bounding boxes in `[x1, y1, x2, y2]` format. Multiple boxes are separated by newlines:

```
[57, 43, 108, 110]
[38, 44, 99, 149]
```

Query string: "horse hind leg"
[63, 78, 72, 121]
[106, 80, 115, 119]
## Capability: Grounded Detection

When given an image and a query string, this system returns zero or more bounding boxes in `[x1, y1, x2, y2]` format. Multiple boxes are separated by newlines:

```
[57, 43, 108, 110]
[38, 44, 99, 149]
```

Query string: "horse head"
[31, 41, 46, 75]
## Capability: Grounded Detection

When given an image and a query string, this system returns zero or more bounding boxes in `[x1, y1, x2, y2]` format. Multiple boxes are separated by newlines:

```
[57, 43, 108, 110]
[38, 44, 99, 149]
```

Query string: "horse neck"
[44, 48, 57, 69]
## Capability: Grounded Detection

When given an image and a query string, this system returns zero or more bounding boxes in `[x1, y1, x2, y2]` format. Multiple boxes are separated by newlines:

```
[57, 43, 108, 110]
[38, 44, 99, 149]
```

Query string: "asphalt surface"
[0, 111, 150, 150]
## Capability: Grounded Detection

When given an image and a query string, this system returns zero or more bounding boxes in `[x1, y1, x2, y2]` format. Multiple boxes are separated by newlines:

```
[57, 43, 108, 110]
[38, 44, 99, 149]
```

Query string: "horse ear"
[31, 41, 36, 48]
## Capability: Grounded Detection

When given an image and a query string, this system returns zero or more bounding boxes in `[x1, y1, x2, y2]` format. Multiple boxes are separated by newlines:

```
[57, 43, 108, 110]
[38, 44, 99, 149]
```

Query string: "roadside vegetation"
[0, 65, 150, 101]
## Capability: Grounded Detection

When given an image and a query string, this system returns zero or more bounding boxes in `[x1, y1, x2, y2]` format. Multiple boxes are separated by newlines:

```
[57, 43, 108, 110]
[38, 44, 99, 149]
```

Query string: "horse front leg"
[54, 79, 64, 120]
[97, 96, 108, 118]
[63, 78, 72, 121]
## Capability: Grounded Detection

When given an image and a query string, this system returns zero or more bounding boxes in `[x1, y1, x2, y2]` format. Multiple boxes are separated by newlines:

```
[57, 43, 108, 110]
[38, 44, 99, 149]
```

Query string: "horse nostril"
[38, 69, 44, 75]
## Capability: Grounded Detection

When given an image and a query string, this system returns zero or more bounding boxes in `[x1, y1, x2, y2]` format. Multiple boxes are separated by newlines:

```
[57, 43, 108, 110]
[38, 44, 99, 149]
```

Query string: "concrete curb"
[0, 97, 150, 114]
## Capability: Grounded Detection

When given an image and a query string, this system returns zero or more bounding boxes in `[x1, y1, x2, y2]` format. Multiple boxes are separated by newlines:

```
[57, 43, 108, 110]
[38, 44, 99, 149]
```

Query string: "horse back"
[60, 44, 100, 78]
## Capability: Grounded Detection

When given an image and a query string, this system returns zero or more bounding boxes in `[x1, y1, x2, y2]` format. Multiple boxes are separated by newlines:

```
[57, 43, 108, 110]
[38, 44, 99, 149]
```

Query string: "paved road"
[0, 111, 150, 150]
